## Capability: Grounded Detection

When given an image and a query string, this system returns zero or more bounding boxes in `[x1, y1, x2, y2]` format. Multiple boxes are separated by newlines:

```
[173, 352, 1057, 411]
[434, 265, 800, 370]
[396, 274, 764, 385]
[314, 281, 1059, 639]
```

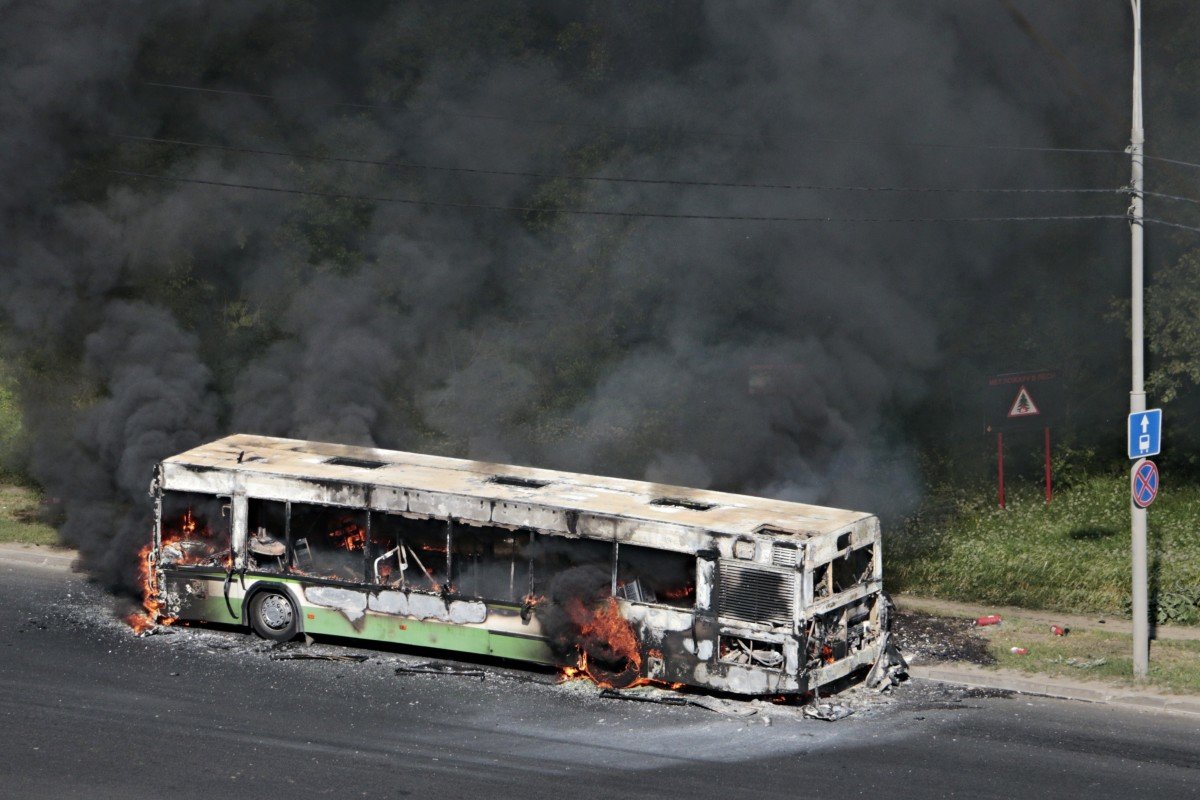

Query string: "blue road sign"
[1128, 408, 1162, 459]
[1132, 459, 1159, 508]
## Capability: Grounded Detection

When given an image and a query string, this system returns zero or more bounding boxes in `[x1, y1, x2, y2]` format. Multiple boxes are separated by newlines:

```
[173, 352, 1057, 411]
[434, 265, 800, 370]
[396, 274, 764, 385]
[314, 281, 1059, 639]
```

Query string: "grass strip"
[888, 475, 1200, 621]
[0, 484, 59, 546]
[980, 616, 1200, 696]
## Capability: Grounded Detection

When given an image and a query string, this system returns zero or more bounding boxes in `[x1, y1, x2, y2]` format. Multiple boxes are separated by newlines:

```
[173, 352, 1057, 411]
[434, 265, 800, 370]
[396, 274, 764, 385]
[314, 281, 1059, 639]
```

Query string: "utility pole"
[1128, 0, 1149, 681]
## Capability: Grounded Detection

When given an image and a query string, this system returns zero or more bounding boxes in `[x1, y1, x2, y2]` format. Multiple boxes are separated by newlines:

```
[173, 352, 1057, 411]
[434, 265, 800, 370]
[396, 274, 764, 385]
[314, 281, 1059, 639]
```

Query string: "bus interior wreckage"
[143, 434, 905, 696]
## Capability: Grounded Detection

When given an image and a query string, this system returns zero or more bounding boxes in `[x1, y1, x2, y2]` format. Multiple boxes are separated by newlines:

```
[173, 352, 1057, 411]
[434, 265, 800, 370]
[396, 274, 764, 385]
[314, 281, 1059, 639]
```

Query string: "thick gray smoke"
[1, 2, 1136, 593]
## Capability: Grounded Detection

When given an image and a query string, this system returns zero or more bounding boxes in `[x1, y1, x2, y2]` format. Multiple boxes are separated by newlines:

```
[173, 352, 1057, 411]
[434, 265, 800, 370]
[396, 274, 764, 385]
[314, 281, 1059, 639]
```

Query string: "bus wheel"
[249, 590, 299, 642]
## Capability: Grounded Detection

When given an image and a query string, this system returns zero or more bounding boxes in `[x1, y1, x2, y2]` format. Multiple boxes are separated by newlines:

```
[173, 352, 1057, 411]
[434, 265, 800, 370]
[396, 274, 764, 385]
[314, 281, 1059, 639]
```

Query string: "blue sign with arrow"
[1128, 408, 1162, 459]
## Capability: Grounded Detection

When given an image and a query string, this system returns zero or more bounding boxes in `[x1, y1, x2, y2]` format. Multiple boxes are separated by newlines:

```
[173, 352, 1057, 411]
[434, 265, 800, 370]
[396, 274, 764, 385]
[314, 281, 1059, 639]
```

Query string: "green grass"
[0, 357, 22, 481]
[888, 474, 1200, 622]
[981, 615, 1200, 696]
[0, 484, 58, 546]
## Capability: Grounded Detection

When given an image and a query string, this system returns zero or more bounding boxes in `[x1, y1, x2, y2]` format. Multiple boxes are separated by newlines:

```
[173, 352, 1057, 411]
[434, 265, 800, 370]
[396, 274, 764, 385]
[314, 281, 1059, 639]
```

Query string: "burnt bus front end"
[620, 517, 888, 696]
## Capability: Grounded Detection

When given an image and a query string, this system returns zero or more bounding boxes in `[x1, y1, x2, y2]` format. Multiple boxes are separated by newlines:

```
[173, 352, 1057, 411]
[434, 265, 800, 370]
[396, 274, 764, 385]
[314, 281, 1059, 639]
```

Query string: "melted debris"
[803, 703, 854, 722]
[395, 662, 486, 679]
[892, 610, 996, 666]
[271, 652, 370, 663]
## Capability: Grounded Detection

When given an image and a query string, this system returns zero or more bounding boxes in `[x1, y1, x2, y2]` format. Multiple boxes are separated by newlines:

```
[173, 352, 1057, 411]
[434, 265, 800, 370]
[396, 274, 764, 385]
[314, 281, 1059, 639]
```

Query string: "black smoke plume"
[0, 2, 1155, 595]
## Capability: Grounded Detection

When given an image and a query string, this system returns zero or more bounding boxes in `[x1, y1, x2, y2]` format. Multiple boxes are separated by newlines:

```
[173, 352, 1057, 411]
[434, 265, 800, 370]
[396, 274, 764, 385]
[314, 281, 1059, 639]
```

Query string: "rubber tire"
[248, 589, 299, 642]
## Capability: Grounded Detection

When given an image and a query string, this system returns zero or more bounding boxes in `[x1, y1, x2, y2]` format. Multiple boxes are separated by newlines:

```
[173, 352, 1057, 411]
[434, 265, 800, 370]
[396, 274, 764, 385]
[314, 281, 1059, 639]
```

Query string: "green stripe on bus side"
[160, 571, 557, 665]
[301, 606, 558, 665]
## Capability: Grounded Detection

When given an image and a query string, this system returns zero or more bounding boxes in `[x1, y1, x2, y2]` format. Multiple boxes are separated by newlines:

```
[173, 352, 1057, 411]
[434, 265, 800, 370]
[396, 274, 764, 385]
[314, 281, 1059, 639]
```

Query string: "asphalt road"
[2, 561, 1198, 800]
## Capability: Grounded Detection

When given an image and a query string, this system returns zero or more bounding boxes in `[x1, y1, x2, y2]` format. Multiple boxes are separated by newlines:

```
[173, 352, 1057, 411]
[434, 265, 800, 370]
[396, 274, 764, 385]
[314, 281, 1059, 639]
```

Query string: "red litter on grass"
[1051, 625, 1067, 636]
[976, 614, 1002, 626]
[1010, 647, 1029, 655]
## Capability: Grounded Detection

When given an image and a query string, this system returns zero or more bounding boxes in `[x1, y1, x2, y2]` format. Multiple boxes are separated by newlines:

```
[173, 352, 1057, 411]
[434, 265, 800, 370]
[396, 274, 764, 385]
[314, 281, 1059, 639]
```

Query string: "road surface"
[1, 560, 1197, 799]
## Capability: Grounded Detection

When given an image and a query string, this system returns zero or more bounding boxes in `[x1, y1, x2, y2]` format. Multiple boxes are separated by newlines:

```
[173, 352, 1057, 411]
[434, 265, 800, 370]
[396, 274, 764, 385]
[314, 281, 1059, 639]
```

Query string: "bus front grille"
[718, 560, 795, 625]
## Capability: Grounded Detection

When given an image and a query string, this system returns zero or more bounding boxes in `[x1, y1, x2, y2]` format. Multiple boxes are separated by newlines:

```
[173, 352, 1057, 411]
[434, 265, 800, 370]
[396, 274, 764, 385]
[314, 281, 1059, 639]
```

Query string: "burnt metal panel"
[717, 560, 796, 625]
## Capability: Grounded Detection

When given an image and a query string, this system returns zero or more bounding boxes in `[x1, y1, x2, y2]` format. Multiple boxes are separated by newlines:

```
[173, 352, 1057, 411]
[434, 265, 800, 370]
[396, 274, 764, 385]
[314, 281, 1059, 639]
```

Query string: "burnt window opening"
[488, 475, 549, 489]
[529, 536, 614, 601]
[650, 497, 715, 512]
[832, 546, 875, 593]
[288, 503, 369, 583]
[813, 562, 832, 599]
[159, 491, 230, 568]
[369, 514, 449, 591]
[836, 532, 852, 551]
[806, 610, 848, 667]
[450, 525, 534, 602]
[324, 456, 387, 470]
[246, 498, 288, 573]
[616, 544, 696, 608]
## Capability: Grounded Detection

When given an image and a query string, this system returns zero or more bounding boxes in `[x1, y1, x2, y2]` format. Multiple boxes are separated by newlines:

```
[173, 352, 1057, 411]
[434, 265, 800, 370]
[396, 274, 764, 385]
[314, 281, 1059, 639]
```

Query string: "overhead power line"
[1141, 189, 1200, 208]
[113, 133, 1126, 197]
[106, 168, 1133, 226]
[1142, 153, 1200, 172]
[1144, 218, 1200, 235]
[139, 80, 1129, 158]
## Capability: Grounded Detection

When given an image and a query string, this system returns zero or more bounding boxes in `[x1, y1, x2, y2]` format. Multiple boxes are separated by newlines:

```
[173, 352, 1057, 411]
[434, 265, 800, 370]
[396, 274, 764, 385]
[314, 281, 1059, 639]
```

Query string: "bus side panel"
[302, 605, 558, 665]
[159, 571, 242, 626]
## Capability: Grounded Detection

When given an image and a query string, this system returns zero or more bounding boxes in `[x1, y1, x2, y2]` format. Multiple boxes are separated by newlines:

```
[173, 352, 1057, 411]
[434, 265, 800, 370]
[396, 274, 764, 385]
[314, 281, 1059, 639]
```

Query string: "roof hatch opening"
[324, 456, 387, 469]
[488, 475, 550, 489]
[651, 497, 715, 512]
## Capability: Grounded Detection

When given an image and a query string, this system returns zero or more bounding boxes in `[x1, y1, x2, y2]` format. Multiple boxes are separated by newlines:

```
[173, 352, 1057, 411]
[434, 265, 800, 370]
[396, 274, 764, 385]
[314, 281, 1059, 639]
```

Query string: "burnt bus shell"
[151, 434, 886, 696]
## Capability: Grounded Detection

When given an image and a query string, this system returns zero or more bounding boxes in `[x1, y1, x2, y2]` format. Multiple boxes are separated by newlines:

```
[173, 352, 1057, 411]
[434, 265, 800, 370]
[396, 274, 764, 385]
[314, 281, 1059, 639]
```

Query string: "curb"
[0, 544, 75, 571]
[910, 664, 1200, 719]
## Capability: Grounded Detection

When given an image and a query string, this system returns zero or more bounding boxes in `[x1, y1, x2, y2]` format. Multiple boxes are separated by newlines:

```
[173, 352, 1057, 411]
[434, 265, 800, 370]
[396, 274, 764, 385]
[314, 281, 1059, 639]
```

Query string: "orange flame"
[125, 541, 177, 634]
[332, 521, 368, 552]
[125, 507, 216, 634]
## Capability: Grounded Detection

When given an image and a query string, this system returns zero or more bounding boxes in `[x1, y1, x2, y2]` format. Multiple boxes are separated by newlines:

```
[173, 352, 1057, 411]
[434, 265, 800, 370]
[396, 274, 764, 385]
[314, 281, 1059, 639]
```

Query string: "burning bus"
[141, 434, 895, 696]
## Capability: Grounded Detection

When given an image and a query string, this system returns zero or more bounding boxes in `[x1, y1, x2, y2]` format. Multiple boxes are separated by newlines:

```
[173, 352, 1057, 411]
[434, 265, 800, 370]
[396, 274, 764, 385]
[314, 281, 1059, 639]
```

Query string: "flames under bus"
[148, 434, 891, 696]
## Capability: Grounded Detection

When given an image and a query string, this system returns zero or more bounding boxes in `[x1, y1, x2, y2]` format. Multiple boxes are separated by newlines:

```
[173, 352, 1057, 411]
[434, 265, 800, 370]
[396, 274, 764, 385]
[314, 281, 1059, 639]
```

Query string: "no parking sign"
[1132, 459, 1159, 509]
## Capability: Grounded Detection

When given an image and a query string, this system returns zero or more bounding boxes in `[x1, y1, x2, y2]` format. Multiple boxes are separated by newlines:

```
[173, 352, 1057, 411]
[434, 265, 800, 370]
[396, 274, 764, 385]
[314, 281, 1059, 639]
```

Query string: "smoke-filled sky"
[1, 1, 1179, 590]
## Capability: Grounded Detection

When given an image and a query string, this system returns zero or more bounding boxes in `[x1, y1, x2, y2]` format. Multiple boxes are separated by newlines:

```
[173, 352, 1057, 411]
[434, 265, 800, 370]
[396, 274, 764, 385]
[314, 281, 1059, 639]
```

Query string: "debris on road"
[865, 630, 908, 691]
[271, 652, 370, 663]
[599, 688, 689, 707]
[976, 615, 1003, 627]
[599, 687, 758, 718]
[803, 703, 854, 722]
[892, 611, 996, 666]
[133, 624, 179, 637]
[1051, 625, 1068, 636]
[395, 662, 486, 680]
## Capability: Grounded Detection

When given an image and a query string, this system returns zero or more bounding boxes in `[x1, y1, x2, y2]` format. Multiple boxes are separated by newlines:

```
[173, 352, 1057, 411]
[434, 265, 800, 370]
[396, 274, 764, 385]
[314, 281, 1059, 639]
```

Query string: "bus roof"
[162, 434, 873, 539]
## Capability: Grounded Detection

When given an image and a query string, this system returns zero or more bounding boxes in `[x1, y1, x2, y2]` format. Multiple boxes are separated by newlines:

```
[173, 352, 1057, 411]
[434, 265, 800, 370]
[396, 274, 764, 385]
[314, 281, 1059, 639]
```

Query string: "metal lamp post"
[1128, 0, 1149, 681]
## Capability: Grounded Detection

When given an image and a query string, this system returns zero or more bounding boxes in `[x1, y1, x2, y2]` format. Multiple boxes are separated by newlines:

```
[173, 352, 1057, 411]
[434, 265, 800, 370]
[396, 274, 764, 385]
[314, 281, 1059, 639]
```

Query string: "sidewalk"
[0, 542, 75, 570]
[895, 593, 1200, 642]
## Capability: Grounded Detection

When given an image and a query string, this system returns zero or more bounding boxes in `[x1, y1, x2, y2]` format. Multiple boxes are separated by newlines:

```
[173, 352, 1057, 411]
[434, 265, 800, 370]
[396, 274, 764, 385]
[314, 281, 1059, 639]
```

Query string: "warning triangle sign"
[1007, 385, 1040, 418]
